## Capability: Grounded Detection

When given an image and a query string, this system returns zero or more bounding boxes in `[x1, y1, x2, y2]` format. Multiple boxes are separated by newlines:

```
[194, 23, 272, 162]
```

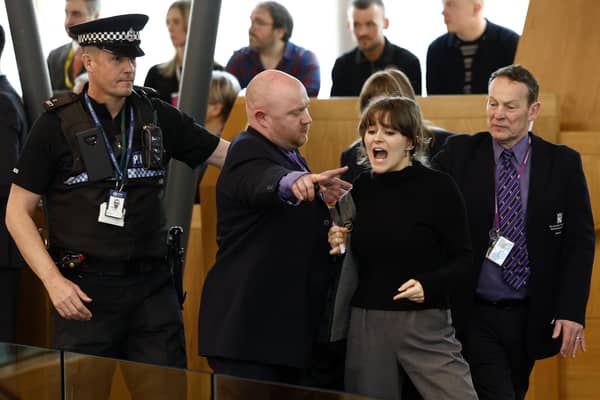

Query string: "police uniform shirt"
[11, 94, 219, 259]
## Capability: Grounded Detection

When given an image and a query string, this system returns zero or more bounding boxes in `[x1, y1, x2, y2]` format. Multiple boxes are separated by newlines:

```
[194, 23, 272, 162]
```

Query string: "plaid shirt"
[225, 41, 320, 97]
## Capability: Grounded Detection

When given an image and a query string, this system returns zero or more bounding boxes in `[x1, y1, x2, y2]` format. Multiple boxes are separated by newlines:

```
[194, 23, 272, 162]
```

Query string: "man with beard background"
[225, 1, 321, 97]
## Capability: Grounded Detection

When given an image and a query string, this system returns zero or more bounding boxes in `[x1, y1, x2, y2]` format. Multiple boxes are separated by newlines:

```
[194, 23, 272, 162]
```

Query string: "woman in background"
[204, 70, 241, 135]
[195, 70, 241, 203]
[144, 1, 222, 104]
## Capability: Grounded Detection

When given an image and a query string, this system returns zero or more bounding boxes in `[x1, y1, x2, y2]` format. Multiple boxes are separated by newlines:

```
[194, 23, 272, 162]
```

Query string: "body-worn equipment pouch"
[76, 127, 114, 181]
[141, 121, 164, 170]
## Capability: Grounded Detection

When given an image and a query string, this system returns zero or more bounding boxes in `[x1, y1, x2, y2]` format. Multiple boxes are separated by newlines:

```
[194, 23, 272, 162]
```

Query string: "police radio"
[141, 110, 164, 170]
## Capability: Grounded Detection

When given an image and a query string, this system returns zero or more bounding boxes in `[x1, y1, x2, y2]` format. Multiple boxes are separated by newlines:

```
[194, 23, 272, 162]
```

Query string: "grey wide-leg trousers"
[345, 307, 478, 400]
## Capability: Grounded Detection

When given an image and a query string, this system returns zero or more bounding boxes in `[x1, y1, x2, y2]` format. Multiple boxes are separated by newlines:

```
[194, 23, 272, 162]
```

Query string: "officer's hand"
[46, 275, 93, 320]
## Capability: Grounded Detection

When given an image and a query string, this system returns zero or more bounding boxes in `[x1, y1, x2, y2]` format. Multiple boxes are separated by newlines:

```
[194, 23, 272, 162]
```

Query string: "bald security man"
[199, 70, 351, 389]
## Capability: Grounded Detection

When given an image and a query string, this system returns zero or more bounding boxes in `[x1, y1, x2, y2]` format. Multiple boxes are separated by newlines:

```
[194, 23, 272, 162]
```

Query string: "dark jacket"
[198, 127, 336, 368]
[426, 20, 519, 95]
[0, 75, 27, 269]
[433, 132, 595, 360]
[331, 37, 421, 96]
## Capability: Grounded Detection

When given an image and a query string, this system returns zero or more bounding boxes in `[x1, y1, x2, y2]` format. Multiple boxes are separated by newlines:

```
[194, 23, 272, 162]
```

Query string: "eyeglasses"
[250, 18, 273, 28]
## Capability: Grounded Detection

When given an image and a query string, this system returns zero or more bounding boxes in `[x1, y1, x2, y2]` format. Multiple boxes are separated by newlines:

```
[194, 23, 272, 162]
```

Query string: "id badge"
[98, 190, 126, 227]
[486, 236, 514, 266]
[98, 202, 125, 227]
[105, 190, 126, 218]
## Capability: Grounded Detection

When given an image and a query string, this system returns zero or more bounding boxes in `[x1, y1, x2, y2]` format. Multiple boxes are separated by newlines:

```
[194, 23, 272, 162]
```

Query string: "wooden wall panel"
[516, 0, 600, 131]
[559, 317, 600, 399]
[182, 204, 211, 373]
[555, 131, 600, 399]
[559, 131, 600, 233]
[525, 357, 559, 400]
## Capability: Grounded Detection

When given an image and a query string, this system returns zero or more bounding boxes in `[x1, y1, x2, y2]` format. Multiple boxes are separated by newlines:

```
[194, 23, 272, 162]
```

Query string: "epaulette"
[133, 85, 160, 99]
[43, 92, 80, 112]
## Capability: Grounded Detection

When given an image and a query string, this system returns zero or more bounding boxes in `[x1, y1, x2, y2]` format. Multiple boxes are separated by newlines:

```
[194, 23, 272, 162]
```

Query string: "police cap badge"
[69, 14, 149, 57]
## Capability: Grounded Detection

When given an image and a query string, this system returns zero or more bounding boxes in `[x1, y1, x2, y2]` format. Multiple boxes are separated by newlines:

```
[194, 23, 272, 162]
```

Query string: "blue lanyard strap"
[83, 91, 134, 187]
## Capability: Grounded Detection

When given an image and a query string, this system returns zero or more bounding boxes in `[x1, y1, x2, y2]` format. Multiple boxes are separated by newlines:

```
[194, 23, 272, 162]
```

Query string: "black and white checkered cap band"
[78, 28, 141, 45]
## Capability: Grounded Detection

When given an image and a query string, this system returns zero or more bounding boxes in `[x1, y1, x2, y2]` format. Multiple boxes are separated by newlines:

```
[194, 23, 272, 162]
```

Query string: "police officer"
[5, 14, 228, 368]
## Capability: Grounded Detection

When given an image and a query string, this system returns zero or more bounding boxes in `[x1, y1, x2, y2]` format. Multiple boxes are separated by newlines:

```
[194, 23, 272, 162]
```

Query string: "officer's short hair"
[352, 0, 385, 13]
[489, 64, 539, 105]
[255, 1, 293, 42]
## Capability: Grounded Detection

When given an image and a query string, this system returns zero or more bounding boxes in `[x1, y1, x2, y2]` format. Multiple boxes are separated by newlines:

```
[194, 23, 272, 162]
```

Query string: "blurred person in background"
[204, 70, 241, 136]
[330, 0, 421, 97]
[426, 0, 519, 95]
[47, 0, 100, 94]
[144, 0, 223, 105]
[225, 1, 320, 97]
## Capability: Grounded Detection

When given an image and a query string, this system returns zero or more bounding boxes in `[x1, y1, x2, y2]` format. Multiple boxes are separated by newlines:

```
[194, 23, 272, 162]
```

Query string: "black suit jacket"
[426, 20, 519, 95]
[198, 127, 336, 368]
[434, 132, 595, 360]
[0, 75, 27, 269]
[330, 37, 422, 96]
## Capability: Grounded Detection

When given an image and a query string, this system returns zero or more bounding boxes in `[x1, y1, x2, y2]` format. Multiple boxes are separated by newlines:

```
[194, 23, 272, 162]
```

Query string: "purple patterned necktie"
[496, 149, 530, 289]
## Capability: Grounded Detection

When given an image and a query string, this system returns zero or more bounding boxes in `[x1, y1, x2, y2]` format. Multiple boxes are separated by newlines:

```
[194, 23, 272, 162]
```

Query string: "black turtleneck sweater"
[350, 162, 472, 311]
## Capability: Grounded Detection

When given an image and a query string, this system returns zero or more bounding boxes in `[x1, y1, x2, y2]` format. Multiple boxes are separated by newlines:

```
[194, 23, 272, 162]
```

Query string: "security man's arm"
[5, 184, 92, 321]
[205, 138, 230, 169]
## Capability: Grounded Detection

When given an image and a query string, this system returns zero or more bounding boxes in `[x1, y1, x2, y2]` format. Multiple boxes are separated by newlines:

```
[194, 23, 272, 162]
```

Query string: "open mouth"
[372, 147, 388, 160]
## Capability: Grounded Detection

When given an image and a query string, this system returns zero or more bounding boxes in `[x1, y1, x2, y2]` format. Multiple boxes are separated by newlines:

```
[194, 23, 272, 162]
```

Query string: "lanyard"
[63, 47, 76, 90]
[83, 91, 134, 188]
[493, 137, 532, 231]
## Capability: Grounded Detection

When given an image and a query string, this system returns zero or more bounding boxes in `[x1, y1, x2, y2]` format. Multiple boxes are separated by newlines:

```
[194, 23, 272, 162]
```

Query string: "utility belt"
[50, 247, 166, 277]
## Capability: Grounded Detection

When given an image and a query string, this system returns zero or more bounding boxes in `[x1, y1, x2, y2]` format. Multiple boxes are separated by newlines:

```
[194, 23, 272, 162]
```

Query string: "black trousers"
[462, 300, 535, 400]
[52, 259, 186, 366]
[52, 260, 187, 400]
[0, 268, 20, 343]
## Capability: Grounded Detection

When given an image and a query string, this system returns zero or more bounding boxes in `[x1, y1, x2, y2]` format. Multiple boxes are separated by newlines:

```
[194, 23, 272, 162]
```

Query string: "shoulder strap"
[43, 92, 79, 112]
[131, 86, 158, 125]
[47, 94, 96, 174]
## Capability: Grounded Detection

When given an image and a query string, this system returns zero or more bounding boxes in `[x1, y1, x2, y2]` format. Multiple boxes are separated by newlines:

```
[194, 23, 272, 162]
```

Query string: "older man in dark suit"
[434, 64, 594, 400]
[0, 24, 27, 342]
[199, 70, 351, 388]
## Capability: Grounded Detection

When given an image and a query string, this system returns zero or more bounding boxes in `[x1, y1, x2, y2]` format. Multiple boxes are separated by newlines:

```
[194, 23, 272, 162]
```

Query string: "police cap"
[69, 14, 149, 57]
